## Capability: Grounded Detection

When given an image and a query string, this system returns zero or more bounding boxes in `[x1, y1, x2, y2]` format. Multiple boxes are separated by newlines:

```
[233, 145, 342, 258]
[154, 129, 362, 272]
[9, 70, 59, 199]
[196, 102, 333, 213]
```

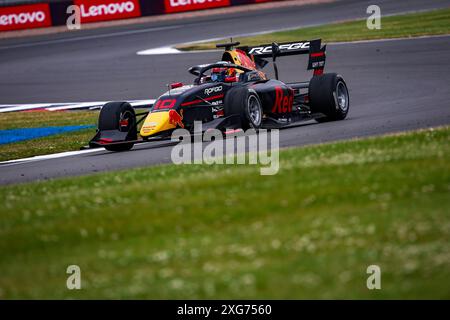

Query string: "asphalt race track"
[0, 0, 449, 103]
[1, 0, 450, 184]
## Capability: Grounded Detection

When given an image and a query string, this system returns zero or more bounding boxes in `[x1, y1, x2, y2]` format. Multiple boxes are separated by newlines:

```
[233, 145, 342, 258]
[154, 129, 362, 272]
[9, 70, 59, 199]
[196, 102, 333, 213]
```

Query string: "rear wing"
[238, 39, 326, 76]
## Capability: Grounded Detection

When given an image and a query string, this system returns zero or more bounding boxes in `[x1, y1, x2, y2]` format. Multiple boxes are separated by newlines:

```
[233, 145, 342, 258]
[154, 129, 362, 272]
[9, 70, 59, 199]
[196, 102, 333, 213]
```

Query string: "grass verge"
[177, 8, 450, 51]
[0, 111, 99, 162]
[0, 126, 449, 299]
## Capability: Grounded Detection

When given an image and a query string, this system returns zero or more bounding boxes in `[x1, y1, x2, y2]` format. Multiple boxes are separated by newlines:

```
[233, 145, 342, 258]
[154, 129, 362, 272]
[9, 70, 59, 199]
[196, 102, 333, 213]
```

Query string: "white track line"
[0, 99, 155, 113]
[0, 103, 65, 112]
[0, 26, 180, 51]
[137, 46, 183, 55]
[46, 99, 156, 111]
[0, 148, 105, 166]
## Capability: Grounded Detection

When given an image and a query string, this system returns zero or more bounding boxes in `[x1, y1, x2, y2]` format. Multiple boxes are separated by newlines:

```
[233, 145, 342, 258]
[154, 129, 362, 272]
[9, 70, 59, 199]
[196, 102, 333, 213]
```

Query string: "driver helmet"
[211, 64, 237, 82]
[211, 67, 227, 82]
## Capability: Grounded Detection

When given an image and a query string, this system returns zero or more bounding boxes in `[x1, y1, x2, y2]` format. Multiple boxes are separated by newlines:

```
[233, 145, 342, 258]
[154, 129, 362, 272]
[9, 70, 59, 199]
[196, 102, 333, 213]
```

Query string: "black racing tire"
[224, 87, 263, 130]
[98, 101, 137, 152]
[309, 73, 349, 122]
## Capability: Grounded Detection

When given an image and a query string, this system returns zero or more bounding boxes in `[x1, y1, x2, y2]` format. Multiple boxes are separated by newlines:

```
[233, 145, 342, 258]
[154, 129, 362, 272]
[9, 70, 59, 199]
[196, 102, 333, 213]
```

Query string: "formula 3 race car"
[89, 39, 349, 151]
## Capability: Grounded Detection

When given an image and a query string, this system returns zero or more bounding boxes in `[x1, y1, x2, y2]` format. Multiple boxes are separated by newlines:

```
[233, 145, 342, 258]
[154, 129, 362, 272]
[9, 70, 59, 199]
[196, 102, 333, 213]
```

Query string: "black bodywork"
[149, 38, 327, 131]
[89, 38, 339, 149]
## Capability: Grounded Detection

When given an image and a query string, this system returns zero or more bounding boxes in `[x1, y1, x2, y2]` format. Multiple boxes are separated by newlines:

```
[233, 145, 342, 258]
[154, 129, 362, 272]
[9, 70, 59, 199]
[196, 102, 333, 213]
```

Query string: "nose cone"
[140, 111, 176, 137]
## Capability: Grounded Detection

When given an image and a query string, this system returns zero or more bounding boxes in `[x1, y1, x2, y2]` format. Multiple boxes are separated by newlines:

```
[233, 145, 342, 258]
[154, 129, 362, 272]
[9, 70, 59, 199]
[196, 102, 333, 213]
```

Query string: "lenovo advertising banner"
[0, 0, 281, 32]
[74, 0, 141, 23]
[0, 3, 52, 32]
[164, 0, 231, 14]
[232, 0, 275, 4]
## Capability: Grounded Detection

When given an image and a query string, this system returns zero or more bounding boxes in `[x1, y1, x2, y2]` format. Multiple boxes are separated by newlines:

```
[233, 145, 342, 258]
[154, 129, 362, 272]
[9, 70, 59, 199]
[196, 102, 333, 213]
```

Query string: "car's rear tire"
[98, 102, 137, 151]
[224, 87, 263, 130]
[309, 73, 349, 122]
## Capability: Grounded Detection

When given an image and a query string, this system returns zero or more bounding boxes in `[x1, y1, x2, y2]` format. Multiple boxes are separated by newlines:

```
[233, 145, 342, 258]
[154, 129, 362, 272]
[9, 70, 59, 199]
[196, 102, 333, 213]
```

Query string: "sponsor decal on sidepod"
[204, 86, 223, 95]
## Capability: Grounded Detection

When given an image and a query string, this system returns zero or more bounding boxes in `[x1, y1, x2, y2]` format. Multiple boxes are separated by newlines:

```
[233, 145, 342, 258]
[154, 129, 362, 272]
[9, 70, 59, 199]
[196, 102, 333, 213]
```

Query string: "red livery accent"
[170, 82, 183, 89]
[164, 0, 230, 14]
[154, 99, 176, 110]
[99, 138, 113, 144]
[310, 52, 325, 58]
[74, 0, 141, 24]
[235, 49, 256, 69]
[181, 94, 224, 106]
[168, 109, 184, 128]
[272, 87, 293, 113]
[225, 76, 239, 83]
[0, 3, 51, 32]
[224, 129, 242, 134]
[313, 69, 324, 76]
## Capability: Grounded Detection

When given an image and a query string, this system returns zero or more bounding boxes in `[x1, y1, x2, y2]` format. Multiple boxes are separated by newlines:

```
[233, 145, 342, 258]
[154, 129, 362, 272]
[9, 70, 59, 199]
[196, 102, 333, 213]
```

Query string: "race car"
[89, 39, 349, 151]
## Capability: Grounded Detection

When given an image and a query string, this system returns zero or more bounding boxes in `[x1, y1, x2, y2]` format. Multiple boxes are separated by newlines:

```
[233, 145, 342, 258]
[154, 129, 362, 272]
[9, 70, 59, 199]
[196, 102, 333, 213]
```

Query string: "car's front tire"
[98, 102, 136, 151]
[309, 73, 349, 122]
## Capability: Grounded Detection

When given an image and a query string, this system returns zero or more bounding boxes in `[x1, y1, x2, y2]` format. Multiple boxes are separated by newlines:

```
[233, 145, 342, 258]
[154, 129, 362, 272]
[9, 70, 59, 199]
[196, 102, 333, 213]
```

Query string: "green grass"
[0, 111, 99, 130]
[0, 111, 99, 162]
[178, 8, 450, 51]
[1, 127, 449, 299]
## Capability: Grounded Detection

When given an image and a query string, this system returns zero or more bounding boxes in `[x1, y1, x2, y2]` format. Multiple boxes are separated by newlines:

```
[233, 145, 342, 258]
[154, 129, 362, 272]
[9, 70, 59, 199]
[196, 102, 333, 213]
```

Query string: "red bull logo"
[272, 86, 294, 113]
[168, 109, 184, 128]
